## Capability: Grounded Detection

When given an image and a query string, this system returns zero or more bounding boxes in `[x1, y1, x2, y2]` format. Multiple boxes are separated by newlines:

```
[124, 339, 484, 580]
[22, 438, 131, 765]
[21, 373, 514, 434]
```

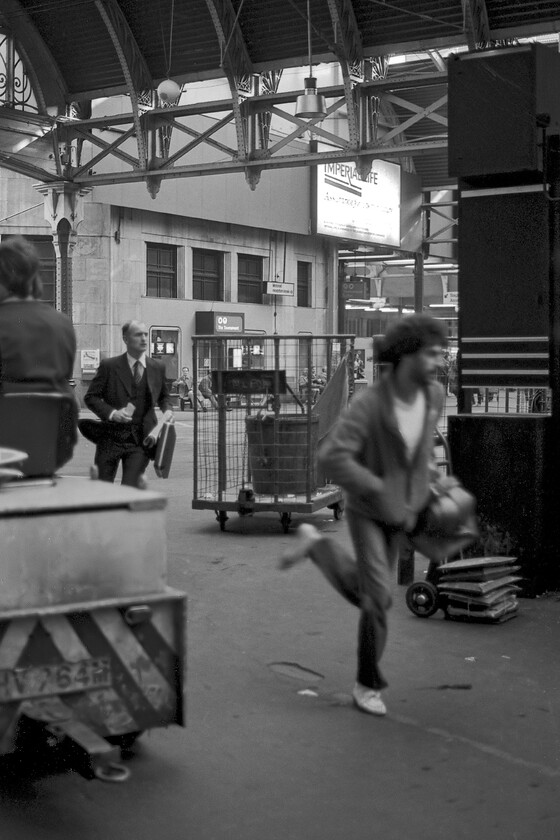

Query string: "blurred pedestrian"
[280, 314, 447, 716]
[198, 369, 218, 409]
[0, 236, 76, 398]
[0, 236, 78, 467]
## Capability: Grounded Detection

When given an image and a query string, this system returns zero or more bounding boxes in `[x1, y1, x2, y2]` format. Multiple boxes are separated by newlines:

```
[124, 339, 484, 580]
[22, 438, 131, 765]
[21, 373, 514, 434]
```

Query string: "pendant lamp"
[295, 0, 327, 119]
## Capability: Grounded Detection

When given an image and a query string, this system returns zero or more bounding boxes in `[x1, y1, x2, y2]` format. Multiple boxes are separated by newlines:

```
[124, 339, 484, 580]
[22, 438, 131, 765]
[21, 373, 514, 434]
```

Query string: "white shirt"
[393, 390, 426, 461]
[127, 352, 147, 374]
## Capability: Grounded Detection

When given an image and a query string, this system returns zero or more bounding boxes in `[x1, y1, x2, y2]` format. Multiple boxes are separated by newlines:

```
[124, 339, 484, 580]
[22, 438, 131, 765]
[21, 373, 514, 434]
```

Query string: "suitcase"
[154, 420, 176, 478]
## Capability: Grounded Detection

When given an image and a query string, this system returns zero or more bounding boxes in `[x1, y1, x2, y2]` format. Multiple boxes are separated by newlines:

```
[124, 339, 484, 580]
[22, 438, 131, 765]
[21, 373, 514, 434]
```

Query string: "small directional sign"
[266, 281, 294, 296]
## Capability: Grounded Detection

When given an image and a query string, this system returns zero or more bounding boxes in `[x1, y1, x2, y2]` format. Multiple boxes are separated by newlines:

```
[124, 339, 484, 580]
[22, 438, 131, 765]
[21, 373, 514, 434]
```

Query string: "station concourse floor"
[1, 407, 558, 840]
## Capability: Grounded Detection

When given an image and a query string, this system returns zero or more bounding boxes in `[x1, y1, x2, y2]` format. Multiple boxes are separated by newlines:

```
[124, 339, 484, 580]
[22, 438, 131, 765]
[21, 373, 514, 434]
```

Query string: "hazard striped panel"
[0, 592, 186, 754]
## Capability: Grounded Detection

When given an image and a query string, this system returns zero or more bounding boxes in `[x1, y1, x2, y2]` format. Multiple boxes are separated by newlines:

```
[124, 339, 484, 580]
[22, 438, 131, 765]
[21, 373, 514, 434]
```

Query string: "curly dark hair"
[0, 235, 42, 299]
[376, 314, 448, 368]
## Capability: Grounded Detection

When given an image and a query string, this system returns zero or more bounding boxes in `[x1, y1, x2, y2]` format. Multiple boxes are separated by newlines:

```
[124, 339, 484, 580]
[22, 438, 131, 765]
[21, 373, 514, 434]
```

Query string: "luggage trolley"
[191, 334, 356, 532]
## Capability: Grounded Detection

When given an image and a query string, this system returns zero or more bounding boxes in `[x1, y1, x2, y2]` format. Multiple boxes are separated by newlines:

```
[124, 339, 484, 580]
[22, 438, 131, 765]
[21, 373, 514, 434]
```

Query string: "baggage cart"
[0, 473, 186, 782]
[191, 334, 356, 532]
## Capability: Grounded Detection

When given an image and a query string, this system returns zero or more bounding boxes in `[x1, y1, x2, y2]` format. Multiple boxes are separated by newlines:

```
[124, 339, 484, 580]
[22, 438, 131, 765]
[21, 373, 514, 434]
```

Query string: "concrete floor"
[0, 410, 559, 840]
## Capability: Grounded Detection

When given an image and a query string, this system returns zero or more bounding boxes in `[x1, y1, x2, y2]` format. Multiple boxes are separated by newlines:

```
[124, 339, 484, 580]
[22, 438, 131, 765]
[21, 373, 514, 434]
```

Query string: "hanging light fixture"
[295, 0, 327, 119]
[157, 0, 182, 105]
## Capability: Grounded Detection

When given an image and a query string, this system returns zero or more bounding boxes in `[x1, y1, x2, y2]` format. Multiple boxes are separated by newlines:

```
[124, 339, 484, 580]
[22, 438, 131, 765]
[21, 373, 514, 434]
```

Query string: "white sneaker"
[278, 523, 321, 570]
[352, 682, 387, 716]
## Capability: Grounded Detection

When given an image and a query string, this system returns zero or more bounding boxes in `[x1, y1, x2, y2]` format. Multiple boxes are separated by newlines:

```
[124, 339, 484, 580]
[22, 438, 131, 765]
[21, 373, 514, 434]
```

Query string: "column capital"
[34, 182, 92, 235]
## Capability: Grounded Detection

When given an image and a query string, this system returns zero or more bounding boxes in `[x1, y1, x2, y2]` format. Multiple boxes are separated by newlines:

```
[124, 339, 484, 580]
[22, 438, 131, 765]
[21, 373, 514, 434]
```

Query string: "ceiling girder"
[204, 0, 253, 175]
[94, 0, 150, 170]
[94, 0, 152, 93]
[72, 138, 449, 189]
[0, 69, 451, 188]
[326, 0, 364, 151]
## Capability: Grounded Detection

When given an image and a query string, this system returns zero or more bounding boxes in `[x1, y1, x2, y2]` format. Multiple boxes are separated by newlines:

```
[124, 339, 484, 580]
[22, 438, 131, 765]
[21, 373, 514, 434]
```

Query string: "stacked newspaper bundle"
[436, 556, 521, 623]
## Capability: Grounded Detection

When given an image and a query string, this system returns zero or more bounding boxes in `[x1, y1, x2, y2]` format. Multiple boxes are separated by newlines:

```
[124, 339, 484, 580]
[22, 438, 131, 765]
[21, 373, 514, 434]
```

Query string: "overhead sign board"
[314, 159, 401, 246]
[266, 281, 294, 296]
[342, 280, 366, 300]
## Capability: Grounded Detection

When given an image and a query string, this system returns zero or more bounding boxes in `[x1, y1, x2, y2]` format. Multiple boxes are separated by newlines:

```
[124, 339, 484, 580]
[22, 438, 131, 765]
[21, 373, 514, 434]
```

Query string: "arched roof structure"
[0, 0, 559, 192]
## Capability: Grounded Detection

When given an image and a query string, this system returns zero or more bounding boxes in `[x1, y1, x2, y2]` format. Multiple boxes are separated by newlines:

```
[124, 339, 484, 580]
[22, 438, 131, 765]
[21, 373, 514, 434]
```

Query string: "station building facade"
[0, 124, 339, 405]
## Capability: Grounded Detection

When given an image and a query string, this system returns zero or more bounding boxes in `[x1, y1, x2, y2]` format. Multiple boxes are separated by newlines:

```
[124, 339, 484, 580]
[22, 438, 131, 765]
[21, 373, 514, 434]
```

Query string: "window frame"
[192, 248, 224, 302]
[146, 242, 178, 299]
[297, 260, 312, 308]
[237, 253, 264, 305]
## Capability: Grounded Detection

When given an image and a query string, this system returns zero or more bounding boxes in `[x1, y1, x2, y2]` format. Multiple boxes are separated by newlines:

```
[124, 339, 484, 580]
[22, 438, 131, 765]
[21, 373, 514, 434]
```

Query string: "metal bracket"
[19, 696, 129, 782]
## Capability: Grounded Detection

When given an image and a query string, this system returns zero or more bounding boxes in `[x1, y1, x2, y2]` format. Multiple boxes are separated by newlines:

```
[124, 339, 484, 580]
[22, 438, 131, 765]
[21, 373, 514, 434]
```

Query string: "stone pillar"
[35, 183, 90, 319]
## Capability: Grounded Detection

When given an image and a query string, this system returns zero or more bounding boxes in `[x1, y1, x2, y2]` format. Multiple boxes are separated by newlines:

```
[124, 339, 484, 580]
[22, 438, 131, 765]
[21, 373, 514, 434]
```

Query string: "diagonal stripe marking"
[92, 610, 176, 714]
[0, 618, 37, 668]
[67, 612, 164, 726]
[150, 603, 178, 651]
[41, 615, 91, 663]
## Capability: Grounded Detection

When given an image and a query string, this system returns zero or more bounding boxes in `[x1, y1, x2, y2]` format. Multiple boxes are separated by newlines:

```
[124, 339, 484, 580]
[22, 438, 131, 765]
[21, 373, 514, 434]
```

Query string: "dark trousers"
[307, 509, 400, 691]
[95, 435, 150, 487]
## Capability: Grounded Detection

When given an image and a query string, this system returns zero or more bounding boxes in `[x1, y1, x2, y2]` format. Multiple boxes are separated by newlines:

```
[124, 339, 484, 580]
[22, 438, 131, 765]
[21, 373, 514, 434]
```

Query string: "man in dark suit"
[85, 320, 173, 486]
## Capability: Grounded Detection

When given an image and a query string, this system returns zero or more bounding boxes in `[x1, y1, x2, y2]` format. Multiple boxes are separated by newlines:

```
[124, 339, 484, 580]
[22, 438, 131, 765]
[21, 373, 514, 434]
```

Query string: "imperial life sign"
[315, 160, 401, 246]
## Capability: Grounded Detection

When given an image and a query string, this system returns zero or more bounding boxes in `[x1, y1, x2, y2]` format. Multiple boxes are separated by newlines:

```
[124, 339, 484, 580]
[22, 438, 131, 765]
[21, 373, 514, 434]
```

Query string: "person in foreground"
[0, 236, 76, 397]
[280, 314, 447, 716]
[84, 320, 173, 487]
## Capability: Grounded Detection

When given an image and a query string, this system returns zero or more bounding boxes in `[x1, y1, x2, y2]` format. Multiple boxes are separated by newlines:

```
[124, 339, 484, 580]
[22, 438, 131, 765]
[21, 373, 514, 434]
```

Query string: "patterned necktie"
[133, 360, 143, 385]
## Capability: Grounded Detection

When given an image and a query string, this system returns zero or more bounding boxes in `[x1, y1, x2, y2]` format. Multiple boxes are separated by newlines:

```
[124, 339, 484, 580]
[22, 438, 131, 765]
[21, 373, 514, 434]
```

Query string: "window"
[193, 249, 224, 301]
[147, 243, 178, 298]
[238, 254, 263, 304]
[297, 261, 311, 307]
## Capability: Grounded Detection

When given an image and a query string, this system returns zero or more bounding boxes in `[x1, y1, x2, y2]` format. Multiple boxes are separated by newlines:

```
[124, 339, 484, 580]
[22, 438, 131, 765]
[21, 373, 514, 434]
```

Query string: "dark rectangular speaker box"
[448, 415, 557, 596]
[448, 44, 560, 179]
[458, 188, 549, 339]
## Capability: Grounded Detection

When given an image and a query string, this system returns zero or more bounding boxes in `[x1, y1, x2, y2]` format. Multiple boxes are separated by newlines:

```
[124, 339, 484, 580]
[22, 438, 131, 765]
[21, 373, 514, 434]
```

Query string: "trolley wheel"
[280, 512, 292, 533]
[216, 510, 228, 531]
[106, 731, 144, 754]
[405, 581, 440, 618]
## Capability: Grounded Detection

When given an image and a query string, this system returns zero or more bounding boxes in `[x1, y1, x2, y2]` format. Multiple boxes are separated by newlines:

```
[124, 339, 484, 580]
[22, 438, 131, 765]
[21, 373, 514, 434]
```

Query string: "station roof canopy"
[0, 0, 559, 192]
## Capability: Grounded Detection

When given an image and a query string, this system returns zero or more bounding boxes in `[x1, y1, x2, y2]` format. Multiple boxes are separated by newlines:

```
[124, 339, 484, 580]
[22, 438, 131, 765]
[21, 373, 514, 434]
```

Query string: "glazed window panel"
[297, 261, 311, 307]
[146, 243, 178, 298]
[238, 254, 263, 304]
[193, 249, 224, 301]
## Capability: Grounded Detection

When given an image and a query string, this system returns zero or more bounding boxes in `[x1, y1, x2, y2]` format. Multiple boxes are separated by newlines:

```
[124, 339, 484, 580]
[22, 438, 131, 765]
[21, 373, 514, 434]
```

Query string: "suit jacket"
[85, 354, 173, 442]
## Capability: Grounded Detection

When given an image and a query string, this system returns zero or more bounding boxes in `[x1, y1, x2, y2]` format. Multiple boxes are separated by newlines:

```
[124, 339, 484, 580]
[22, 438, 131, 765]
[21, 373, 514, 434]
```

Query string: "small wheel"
[333, 501, 345, 520]
[280, 512, 292, 533]
[405, 581, 439, 618]
[216, 510, 228, 531]
[94, 761, 131, 783]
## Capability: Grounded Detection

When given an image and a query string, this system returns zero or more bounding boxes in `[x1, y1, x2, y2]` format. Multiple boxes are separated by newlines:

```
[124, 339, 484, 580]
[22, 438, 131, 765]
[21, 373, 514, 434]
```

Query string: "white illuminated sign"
[315, 160, 401, 246]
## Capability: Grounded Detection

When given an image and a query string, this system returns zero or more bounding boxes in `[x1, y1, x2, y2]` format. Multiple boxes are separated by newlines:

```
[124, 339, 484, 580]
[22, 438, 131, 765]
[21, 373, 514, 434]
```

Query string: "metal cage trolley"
[192, 334, 356, 532]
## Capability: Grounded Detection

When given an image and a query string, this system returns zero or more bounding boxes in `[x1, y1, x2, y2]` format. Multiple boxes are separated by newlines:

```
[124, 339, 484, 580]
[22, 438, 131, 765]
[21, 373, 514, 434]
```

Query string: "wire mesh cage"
[191, 334, 356, 531]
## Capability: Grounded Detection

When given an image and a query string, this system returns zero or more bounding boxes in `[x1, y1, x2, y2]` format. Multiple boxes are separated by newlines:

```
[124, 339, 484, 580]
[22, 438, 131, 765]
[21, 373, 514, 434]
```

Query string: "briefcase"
[154, 420, 176, 478]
